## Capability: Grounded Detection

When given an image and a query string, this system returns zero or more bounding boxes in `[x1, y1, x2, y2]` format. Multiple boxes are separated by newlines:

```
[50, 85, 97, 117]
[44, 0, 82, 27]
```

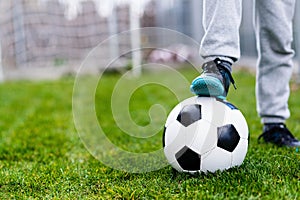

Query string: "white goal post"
[130, 2, 142, 76]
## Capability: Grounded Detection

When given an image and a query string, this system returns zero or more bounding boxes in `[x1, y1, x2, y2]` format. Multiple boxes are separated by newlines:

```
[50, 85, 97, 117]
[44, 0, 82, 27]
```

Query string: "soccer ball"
[163, 96, 248, 173]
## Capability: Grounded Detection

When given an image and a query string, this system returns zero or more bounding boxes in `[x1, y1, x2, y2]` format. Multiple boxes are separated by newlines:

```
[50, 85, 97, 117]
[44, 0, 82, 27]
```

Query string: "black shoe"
[258, 123, 300, 147]
[190, 58, 236, 99]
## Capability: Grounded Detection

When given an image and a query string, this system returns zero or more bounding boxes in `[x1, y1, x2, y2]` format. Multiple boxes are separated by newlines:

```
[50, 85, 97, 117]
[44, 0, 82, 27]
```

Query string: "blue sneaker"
[190, 58, 236, 99]
[258, 123, 300, 147]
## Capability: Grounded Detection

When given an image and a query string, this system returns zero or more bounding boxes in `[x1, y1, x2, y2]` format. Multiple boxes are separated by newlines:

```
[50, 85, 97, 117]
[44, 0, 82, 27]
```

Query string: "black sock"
[263, 123, 285, 132]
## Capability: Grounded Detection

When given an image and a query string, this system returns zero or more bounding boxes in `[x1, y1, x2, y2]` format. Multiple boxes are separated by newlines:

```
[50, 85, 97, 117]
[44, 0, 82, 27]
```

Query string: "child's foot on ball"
[190, 58, 236, 99]
[258, 123, 300, 147]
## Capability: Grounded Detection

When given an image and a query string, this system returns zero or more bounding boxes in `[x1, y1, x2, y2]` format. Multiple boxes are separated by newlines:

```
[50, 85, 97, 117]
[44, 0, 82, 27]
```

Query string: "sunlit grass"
[0, 67, 299, 199]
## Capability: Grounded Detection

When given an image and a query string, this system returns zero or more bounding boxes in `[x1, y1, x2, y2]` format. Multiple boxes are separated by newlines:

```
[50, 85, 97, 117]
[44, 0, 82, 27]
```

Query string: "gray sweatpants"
[200, 0, 296, 124]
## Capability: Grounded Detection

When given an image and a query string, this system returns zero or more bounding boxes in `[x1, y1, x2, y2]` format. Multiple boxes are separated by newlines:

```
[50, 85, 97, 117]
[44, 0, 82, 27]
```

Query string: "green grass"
[0, 67, 299, 199]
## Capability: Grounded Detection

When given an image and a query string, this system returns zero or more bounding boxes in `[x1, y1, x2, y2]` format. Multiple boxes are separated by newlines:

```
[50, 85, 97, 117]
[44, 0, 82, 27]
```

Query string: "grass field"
[0, 67, 299, 199]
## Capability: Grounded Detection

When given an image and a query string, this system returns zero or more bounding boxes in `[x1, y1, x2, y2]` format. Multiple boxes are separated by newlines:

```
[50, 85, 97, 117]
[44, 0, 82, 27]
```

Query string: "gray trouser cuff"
[204, 56, 235, 65]
[261, 117, 286, 124]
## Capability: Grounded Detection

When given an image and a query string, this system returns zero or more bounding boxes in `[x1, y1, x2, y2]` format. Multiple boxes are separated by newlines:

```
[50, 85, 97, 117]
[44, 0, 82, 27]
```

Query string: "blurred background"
[1, 0, 300, 81]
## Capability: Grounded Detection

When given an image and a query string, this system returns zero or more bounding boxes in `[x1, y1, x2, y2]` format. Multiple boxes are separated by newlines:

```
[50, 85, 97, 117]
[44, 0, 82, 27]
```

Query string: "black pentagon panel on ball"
[175, 146, 201, 171]
[162, 126, 166, 148]
[176, 104, 202, 127]
[217, 124, 240, 152]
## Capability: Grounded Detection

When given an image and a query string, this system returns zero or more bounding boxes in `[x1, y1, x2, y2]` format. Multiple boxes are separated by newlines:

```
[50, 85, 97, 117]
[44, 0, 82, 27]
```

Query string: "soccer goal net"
[0, 0, 158, 80]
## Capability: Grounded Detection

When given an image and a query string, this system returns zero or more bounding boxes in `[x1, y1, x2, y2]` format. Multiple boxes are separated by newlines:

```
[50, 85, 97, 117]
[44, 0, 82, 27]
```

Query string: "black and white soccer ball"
[163, 96, 248, 173]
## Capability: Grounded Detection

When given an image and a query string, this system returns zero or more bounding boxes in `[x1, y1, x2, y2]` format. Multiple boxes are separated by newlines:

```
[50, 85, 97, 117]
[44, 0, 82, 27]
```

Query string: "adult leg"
[200, 0, 243, 65]
[254, 0, 296, 123]
[190, 0, 242, 98]
[255, 0, 300, 147]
